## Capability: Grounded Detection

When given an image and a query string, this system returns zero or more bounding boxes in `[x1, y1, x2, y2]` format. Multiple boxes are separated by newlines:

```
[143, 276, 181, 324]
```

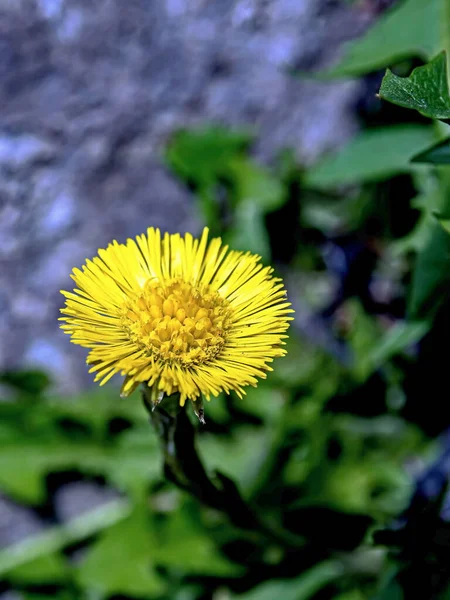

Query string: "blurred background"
[2, 0, 450, 598]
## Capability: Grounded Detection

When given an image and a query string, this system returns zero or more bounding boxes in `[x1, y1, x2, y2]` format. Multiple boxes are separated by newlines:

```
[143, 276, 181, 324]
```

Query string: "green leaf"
[379, 52, 450, 120]
[165, 126, 253, 232]
[0, 433, 160, 503]
[436, 212, 450, 233]
[394, 169, 450, 319]
[392, 181, 443, 254]
[408, 219, 450, 318]
[232, 560, 342, 600]
[366, 321, 429, 373]
[156, 503, 241, 576]
[345, 300, 380, 381]
[166, 126, 252, 187]
[7, 553, 69, 585]
[200, 426, 269, 493]
[0, 444, 54, 502]
[224, 158, 285, 259]
[412, 137, 450, 164]
[0, 369, 51, 395]
[165, 125, 286, 250]
[344, 301, 428, 380]
[227, 201, 271, 259]
[306, 126, 437, 189]
[372, 580, 404, 600]
[228, 159, 285, 212]
[335, 593, 366, 600]
[238, 384, 287, 423]
[320, 0, 442, 78]
[0, 499, 131, 579]
[110, 426, 161, 497]
[76, 505, 165, 598]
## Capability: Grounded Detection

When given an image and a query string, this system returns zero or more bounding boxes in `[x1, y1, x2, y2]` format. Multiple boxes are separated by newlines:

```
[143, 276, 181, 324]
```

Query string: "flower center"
[122, 279, 232, 366]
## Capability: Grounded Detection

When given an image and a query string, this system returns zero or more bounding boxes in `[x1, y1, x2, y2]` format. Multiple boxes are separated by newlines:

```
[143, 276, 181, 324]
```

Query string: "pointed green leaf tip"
[411, 136, 450, 164]
[379, 52, 450, 121]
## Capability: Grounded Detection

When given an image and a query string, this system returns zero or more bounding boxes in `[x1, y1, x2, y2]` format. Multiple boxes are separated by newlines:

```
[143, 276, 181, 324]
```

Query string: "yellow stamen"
[122, 278, 232, 368]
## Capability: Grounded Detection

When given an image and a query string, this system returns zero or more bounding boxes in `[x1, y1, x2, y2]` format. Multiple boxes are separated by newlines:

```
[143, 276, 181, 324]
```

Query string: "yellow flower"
[60, 227, 293, 405]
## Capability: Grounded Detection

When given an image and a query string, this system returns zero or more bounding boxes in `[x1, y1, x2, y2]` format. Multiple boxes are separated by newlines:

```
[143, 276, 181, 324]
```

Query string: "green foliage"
[232, 561, 342, 600]
[344, 300, 428, 381]
[409, 217, 450, 318]
[305, 125, 438, 188]
[0, 499, 131, 577]
[372, 580, 404, 600]
[166, 126, 286, 260]
[319, 0, 443, 77]
[75, 505, 165, 598]
[8, 553, 70, 585]
[0, 392, 159, 503]
[412, 137, 450, 164]
[0, 333, 426, 599]
[0, 369, 51, 396]
[379, 52, 450, 120]
[379, 52, 450, 166]
[377, 52, 450, 318]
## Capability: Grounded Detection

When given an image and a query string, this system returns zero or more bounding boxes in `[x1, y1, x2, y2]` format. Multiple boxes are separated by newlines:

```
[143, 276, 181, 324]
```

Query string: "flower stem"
[142, 386, 304, 548]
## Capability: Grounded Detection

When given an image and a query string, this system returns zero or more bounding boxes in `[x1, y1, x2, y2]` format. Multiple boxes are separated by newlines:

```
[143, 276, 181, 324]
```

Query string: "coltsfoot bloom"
[60, 228, 293, 405]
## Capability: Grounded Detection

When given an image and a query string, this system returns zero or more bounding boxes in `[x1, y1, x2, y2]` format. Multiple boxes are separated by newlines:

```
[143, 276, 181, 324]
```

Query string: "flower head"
[60, 228, 293, 405]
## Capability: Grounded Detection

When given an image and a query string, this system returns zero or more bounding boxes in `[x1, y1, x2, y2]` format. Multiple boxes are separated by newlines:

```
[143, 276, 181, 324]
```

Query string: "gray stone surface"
[0, 0, 375, 395]
[0, 494, 44, 548]
[53, 480, 120, 522]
